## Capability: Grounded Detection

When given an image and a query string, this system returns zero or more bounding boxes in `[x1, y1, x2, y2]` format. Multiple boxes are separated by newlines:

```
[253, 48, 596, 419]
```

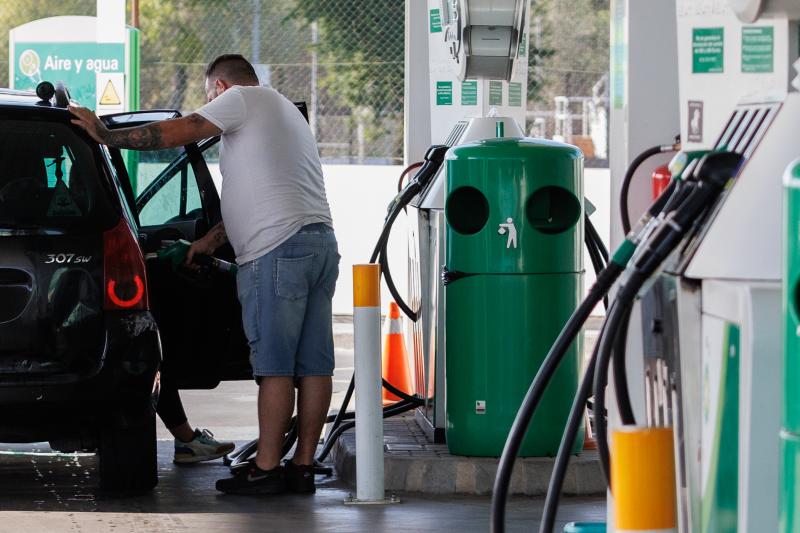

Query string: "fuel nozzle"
[145, 239, 238, 276]
[410, 145, 449, 190]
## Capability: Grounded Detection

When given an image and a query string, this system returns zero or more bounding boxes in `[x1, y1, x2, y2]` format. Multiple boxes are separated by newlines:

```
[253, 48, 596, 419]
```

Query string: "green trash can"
[444, 136, 584, 457]
[782, 158, 800, 533]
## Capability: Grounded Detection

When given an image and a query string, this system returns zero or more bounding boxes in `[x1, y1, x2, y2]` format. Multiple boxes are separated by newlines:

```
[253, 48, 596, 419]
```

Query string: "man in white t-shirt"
[70, 55, 339, 495]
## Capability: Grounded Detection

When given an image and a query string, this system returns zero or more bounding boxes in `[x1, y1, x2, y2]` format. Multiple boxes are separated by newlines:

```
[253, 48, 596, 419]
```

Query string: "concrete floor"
[0, 440, 604, 532]
[0, 324, 607, 531]
[0, 378, 605, 532]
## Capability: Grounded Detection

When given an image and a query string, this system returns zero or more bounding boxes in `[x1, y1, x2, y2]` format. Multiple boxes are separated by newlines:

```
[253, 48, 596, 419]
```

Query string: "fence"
[0, 0, 609, 165]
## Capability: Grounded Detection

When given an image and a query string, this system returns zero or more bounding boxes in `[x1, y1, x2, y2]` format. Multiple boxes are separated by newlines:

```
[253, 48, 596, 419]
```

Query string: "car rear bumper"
[0, 311, 161, 443]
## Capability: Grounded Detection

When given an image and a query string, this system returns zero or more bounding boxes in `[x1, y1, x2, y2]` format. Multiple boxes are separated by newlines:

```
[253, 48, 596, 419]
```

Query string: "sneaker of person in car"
[173, 428, 236, 464]
[283, 459, 316, 494]
[216, 463, 287, 495]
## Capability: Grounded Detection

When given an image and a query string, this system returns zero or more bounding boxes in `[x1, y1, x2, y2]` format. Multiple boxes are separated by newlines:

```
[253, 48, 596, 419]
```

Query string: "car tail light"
[103, 218, 149, 310]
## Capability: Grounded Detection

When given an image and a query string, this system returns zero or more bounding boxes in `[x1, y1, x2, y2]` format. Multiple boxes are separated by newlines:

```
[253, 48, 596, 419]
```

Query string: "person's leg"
[217, 238, 312, 493]
[254, 376, 296, 471]
[158, 381, 235, 463]
[293, 229, 339, 466]
[293, 376, 333, 465]
[156, 383, 194, 442]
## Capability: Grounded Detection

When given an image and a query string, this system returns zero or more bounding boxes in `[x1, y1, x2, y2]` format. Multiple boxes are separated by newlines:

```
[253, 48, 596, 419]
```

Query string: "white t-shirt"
[195, 85, 333, 264]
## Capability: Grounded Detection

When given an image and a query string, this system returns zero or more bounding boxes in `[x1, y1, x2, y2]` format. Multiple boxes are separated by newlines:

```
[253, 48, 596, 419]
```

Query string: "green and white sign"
[693, 27, 725, 74]
[9, 6, 139, 113]
[429, 9, 442, 33]
[508, 82, 522, 107]
[701, 321, 740, 533]
[741, 26, 773, 73]
[436, 81, 453, 105]
[489, 81, 503, 106]
[13, 42, 125, 107]
[518, 32, 527, 57]
[9, 6, 141, 189]
[461, 80, 477, 106]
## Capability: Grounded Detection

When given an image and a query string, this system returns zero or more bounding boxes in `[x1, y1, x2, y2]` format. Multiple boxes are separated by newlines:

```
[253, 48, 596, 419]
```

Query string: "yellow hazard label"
[99, 79, 121, 106]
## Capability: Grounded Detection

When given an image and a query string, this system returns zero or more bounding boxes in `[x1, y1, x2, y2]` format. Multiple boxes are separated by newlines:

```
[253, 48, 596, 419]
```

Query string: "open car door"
[101, 111, 251, 388]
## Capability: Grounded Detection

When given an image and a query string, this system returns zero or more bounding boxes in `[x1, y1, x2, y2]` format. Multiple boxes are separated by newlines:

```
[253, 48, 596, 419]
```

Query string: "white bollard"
[349, 264, 386, 504]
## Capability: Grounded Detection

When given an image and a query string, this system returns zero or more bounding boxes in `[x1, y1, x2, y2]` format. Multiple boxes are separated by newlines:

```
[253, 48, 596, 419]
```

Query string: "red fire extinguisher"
[652, 165, 671, 200]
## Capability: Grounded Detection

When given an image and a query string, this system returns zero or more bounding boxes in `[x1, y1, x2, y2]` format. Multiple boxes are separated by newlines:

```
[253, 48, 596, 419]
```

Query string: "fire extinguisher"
[651, 165, 672, 200]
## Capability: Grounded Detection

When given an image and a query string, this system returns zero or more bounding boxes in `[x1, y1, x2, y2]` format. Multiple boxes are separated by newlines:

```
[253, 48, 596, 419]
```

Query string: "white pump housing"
[440, 0, 527, 81]
[728, 0, 800, 23]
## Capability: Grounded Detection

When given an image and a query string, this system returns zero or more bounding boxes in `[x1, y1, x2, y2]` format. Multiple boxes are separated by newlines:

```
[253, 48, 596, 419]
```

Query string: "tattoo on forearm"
[186, 113, 206, 125]
[101, 123, 165, 150]
[208, 222, 228, 248]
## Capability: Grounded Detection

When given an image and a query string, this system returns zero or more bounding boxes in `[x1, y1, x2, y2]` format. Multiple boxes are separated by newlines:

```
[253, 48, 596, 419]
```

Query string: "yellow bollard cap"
[353, 264, 381, 308]
[612, 426, 677, 530]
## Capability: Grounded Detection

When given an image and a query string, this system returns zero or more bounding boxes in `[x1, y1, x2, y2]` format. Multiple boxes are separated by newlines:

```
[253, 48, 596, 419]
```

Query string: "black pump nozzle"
[691, 150, 744, 188]
[409, 145, 449, 190]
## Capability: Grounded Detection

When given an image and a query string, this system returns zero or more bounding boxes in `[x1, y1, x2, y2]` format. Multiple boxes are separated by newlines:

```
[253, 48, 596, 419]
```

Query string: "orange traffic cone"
[382, 302, 413, 405]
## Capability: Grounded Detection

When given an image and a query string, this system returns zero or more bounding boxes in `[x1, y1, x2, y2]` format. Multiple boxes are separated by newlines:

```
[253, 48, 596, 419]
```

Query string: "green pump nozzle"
[146, 239, 238, 276]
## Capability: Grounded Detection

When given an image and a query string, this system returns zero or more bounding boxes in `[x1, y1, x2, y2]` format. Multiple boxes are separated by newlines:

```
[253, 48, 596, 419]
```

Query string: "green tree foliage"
[290, 0, 404, 117]
[528, 0, 610, 105]
[137, 0, 312, 111]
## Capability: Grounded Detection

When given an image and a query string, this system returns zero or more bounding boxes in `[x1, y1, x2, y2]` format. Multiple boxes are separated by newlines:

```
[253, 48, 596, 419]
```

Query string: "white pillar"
[96, 0, 126, 43]
[404, 0, 432, 165]
[351, 264, 385, 503]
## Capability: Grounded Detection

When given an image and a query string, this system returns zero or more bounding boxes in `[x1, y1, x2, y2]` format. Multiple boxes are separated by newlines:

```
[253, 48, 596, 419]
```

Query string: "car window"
[135, 148, 203, 227]
[0, 119, 115, 231]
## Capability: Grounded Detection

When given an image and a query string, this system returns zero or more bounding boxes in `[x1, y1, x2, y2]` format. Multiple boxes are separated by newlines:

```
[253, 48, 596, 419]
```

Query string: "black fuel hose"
[316, 399, 418, 462]
[535, 152, 744, 533]
[584, 216, 608, 309]
[538, 325, 603, 533]
[611, 307, 636, 426]
[604, 151, 743, 435]
[490, 257, 625, 533]
[304, 149, 449, 466]
[492, 167, 696, 533]
[586, 214, 609, 264]
[591, 301, 631, 485]
[620, 142, 680, 234]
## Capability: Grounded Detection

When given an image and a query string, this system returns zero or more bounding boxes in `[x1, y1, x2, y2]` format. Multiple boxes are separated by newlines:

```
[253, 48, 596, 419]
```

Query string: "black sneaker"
[215, 464, 287, 495]
[284, 460, 316, 494]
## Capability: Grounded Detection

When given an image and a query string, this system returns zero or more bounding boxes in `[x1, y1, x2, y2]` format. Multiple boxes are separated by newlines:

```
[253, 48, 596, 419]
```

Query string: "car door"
[101, 111, 251, 388]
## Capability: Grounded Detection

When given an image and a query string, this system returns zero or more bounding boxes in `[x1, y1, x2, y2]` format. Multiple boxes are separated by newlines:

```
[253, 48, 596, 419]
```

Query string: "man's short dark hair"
[205, 54, 259, 84]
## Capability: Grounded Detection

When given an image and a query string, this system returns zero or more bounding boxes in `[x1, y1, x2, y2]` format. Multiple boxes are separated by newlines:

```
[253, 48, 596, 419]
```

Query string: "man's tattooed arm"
[100, 122, 165, 150]
[96, 114, 220, 151]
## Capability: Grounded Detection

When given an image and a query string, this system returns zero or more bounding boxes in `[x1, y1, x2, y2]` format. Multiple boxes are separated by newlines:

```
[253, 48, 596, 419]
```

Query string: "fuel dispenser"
[482, 0, 800, 531]
[602, 2, 800, 533]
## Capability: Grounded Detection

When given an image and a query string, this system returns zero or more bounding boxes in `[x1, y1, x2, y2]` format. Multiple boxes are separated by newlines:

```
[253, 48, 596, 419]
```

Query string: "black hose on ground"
[316, 399, 418, 462]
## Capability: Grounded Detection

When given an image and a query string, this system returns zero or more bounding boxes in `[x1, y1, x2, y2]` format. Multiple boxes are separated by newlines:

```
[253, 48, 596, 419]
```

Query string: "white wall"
[323, 165, 409, 315]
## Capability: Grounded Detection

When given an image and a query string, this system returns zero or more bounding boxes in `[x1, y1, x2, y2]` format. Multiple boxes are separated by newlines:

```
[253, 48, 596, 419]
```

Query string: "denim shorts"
[236, 223, 340, 378]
